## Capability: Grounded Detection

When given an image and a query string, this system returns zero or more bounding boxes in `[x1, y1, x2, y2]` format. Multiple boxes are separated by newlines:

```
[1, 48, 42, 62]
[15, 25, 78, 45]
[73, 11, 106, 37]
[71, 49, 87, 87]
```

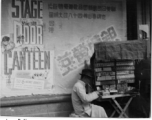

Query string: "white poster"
[43, 0, 126, 77]
[1, 0, 54, 95]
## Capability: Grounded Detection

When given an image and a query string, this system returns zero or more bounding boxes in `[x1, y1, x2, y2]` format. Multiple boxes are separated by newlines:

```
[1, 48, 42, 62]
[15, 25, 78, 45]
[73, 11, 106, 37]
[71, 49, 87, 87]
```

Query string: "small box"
[100, 90, 110, 96]
[117, 81, 128, 93]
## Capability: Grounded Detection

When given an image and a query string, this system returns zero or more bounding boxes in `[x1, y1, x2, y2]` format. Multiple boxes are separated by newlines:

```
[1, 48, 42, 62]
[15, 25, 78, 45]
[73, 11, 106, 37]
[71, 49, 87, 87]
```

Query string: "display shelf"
[93, 59, 135, 93]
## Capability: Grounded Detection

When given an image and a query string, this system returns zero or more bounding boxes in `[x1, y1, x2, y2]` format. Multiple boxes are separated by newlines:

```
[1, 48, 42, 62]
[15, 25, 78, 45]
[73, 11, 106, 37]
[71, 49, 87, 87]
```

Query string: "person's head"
[80, 68, 94, 85]
[2, 36, 10, 46]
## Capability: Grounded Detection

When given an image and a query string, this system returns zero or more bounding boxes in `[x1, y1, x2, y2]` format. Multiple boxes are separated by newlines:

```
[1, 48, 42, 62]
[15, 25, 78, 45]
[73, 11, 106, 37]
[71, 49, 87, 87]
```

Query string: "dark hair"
[81, 74, 85, 79]
[2, 36, 10, 42]
[81, 74, 92, 81]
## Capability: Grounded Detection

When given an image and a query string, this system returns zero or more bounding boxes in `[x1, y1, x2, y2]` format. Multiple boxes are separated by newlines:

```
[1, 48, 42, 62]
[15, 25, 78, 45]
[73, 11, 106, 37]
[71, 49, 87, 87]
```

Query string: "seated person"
[71, 68, 107, 117]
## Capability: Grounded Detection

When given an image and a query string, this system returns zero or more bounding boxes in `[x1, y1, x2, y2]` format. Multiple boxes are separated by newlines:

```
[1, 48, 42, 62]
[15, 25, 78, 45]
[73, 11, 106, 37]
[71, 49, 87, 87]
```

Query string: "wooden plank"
[0, 94, 71, 107]
[100, 94, 131, 99]
[0, 102, 73, 117]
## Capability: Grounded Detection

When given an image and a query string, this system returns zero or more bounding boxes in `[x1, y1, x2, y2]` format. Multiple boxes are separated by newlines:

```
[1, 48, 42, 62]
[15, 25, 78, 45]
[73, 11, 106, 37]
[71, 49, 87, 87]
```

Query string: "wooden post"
[150, 0, 152, 56]
[137, 0, 151, 58]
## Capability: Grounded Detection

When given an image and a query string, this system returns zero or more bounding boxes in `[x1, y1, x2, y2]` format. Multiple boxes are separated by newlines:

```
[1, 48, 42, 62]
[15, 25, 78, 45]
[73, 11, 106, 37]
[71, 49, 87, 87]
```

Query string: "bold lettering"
[38, 1, 42, 18]
[44, 51, 50, 69]
[48, 3, 53, 9]
[30, 26, 36, 44]
[37, 26, 43, 44]
[33, 52, 38, 70]
[12, 0, 19, 18]
[12, 51, 20, 70]
[12, 0, 42, 18]
[39, 51, 44, 70]
[24, 0, 31, 18]
[14, 21, 22, 45]
[23, 25, 30, 44]
[20, 0, 25, 18]
[4, 52, 8, 74]
[20, 51, 26, 70]
[8, 52, 13, 74]
[107, 26, 117, 39]
[4, 52, 12, 75]
[28, 51, 31, 70]
[31, 0, 37, 18]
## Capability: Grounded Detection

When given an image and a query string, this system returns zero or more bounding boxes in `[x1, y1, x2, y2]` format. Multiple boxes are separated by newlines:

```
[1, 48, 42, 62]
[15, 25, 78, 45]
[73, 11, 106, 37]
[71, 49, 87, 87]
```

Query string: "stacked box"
[94, 60, 135, 93]
[117, 81, 128, 93]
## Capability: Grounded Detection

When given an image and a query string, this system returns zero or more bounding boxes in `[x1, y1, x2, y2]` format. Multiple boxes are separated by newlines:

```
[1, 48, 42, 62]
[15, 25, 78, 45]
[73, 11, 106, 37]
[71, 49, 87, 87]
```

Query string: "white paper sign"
[14, 78, 44, 90]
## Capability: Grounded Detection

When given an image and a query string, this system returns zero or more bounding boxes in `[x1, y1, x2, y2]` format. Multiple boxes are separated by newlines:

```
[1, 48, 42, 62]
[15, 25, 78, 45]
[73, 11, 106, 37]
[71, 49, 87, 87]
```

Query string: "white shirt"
[71, 80, 99, 116]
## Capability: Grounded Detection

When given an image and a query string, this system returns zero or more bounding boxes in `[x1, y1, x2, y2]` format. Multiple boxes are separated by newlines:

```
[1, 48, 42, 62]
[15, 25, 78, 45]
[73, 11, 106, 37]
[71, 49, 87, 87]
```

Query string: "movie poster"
[1, 0, 126, 97]
[1, 0, 54, 93]
[43, 0, 126, 77]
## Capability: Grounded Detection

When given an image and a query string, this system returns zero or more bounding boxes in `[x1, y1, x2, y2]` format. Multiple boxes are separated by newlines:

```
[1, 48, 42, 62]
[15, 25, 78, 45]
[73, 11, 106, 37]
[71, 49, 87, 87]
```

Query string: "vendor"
[71, 68, 107, 117]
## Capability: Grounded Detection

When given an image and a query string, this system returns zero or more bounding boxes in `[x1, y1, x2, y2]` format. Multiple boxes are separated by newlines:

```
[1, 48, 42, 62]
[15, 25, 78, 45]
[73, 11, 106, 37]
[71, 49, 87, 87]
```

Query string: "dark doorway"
[126, 0, 138, 40]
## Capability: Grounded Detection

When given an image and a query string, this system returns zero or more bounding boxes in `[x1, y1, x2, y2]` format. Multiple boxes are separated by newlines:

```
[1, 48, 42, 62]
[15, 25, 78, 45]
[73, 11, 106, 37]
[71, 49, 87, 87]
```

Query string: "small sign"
[14, 78, 44, 90]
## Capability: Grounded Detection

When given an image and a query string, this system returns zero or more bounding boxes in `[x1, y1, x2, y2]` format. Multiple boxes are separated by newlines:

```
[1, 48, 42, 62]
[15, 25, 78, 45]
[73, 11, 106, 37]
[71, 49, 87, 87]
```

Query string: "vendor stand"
[93, 40, 148, 118]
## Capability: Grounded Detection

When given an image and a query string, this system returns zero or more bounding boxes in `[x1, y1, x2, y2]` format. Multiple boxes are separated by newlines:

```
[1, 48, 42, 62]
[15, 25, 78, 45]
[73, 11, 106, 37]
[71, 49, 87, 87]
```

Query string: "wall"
[137, 0, 151, 57]
[0, 94, 73, 117]
[1, 0, 127, 97]
[43, 0, 127, 89]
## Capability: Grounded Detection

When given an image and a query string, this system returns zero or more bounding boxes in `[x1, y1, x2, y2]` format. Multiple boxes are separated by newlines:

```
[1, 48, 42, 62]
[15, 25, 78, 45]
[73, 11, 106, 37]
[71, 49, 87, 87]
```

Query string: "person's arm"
[75, 85, 99, 103]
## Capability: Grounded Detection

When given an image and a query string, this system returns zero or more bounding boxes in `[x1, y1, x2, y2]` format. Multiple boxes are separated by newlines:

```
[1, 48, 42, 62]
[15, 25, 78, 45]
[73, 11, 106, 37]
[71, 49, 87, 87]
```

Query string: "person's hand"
[86, 84, 93, 94]
[95, 91, 102, 101]
[95, 91, 100, 97]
